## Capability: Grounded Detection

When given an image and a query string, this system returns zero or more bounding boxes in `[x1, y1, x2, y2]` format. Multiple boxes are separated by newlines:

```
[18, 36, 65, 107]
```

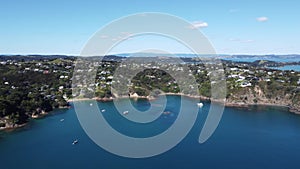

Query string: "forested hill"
[0, 55, 300, 129]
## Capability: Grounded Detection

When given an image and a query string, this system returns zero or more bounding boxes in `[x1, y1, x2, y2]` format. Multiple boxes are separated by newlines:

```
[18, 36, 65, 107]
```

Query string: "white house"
[107, 76, 114, 80]
[228, 74, 239, 78]
[241, 82, 252, 87]
[230, 67, 239, 71]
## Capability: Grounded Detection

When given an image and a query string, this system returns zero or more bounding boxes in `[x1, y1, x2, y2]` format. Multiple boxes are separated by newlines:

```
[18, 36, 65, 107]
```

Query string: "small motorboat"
[163, 111, 171, 115]
[72, 139, 78, 145]
[101, 109, 106, 112]
[90, 103, 93, 106]
[197, 102, 204, 108]
[123, 111, 129, 115]
[60, 119, 64, 122]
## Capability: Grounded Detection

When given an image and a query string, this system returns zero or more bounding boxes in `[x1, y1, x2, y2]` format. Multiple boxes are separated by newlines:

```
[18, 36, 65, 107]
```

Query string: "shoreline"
[2, 93, 299, 131]
[68, 93, 300, 114]
[68, 95, 155, 102]
[0, 106, 71, 131]
[0, 123, 28, 131]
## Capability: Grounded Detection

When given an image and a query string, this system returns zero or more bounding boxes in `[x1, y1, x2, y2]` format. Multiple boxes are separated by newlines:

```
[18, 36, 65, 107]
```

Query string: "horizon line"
[1, 53, 300, 56]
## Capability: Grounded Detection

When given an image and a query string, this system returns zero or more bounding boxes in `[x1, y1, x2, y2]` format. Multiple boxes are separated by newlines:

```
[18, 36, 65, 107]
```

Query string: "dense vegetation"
[0, 60, 72, 127]
[1, 55, 300, 128]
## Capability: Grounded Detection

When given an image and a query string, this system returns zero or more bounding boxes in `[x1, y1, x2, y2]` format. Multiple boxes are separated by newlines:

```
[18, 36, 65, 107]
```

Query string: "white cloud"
[188, 21, 208, 29]
[110, 32, 134, 42]
[229, 38, 240, 42]
[256, 16, 268, 22]
[229, 38, 254, 43]
[244, 39, 254, 43]
[100, 35, 109, 39]
[120, 32, 132, 36]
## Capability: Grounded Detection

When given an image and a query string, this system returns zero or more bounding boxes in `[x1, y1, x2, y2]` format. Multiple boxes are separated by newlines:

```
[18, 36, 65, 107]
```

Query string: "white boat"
[90, 103, 93, 106]
[123, 111, 129, 115]
[197, 102, 204, 108]
[101, 109, 106, 112]
[72, 139, 78, 145]
[163, 111, 171, 115]
[60, 119, 64, 122]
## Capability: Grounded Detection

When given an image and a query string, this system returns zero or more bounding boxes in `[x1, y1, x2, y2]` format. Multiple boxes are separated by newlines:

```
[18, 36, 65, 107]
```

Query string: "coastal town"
[0, 55, 300, 129]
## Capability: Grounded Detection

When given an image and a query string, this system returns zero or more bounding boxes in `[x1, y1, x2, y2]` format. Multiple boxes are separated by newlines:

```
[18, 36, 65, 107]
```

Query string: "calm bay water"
[224, 57, 300, 71]
[1, 96, 300, 169]
[223, 57, 300, 63]
[270, 65, 300, 72]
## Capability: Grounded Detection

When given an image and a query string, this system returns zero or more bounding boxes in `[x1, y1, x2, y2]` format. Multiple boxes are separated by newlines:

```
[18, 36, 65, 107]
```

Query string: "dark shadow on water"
[129, 98, 151, 111]
[228, 104, 290, 114]
[100, 96, 181, 138]
[0, 107, 70, 135]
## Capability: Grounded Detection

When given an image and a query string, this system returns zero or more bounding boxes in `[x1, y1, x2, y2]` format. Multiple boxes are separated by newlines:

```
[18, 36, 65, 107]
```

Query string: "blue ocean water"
[222, 57, 300, 63]
[269, 65, 300, 72]
[1, 96, 300, 169]
[223, 57, 300, 71]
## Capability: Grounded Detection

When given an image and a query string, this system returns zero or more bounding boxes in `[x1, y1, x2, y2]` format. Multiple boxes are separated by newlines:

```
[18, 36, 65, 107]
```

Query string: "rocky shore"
[0, 106, 71, 131]
[70, 92, 300, 114]
[0, 120, 27, 131]
[2, 92, 299, 131]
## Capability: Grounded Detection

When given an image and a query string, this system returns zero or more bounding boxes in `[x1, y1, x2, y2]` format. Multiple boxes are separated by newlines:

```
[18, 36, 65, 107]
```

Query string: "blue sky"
[0, 0, 300, 55]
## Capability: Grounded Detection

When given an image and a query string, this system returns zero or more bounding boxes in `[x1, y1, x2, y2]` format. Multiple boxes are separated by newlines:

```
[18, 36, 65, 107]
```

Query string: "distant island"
[0, 54, 300, 130]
